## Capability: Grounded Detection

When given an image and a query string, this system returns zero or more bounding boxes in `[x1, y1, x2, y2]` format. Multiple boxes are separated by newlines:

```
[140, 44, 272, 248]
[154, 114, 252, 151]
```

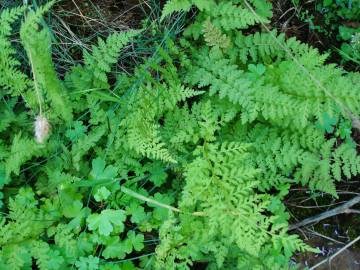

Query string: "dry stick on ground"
[309, 235, 360, 270]
[289, 195, 360, 231]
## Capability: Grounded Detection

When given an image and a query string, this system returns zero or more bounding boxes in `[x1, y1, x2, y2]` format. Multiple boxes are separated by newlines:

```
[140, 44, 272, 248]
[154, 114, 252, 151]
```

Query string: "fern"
[0, 6, 30, 96]
[187, 46, 360, 130]
[5, 133, 43, 178]
[72, 124, 107, 170]
[118, 46, 203, 164]
[234, 30, 317, 64]
[162, 0, 272, 31]
[20, 1, 72, 121]
[156, 142, 314, 269]
[202, 19, 231, 49]
[1, 1, 360, 269]
[183, 0, 273, 40]
[31, 241, 54, 270]
[210, 1, 267, 31]
[0, 98, 28, 133]
[161, 0, 212, 20]
[121, 84, 180, 164]
[83, 30, 140, 89]
[186, 45, 360, 195]
[158, 0, 360, 267]
[231, 123, 360, 195]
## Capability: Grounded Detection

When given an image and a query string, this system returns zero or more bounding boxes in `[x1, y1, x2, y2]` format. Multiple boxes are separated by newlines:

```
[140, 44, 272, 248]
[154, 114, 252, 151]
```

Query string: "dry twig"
[309, 235, 360, 269]
[289, 195, 360, 231]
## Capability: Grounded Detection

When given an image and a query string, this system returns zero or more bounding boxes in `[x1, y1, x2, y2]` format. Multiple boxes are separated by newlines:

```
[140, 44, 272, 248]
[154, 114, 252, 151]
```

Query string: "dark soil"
[271, 1, 337, 50]
[271, 0, 359, 71]
[286, 180, 360, 269]
[296, 236, 360, 269]
[53, 0, 145, 37]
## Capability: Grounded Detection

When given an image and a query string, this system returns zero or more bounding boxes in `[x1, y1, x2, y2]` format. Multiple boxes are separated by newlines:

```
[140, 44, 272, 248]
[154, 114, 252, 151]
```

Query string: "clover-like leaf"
[62, 200, 83, 218]
[147, 161, 167, 187]
[47, 249, 64, 270]
[75, 255, 99, 270]
[127, 231, 144, 251]
[102, 237, 127, 259]
[90, 157, 117, 180]
[126, 202, 147, 224]
[94, 186, 111, 202]
[102, 236, 133, 259]
[87, 209, 126, 236]
[316, 112, 337, 133]
[65, 121, 87, 142]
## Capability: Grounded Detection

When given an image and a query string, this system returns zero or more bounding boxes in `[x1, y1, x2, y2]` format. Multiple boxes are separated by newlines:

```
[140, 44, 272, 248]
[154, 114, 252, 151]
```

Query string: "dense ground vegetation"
[0, 0, 360, 269]
[296, 0, 359, 65]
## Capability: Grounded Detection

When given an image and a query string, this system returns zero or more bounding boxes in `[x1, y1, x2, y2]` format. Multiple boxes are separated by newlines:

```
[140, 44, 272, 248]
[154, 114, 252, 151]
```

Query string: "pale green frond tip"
[160, 0, 212, 21]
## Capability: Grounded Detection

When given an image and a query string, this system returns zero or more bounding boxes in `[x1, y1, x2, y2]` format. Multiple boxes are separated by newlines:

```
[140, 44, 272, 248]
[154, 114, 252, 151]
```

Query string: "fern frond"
[122, 86, 177, 164]
[83, 30, 140, 89]
[161, 0, 213, 20]
[235, 30, 317, 64]
[20, 1, 73, 121]
[0, 6, 30, 96]
[72, 124, 107, 170]
[238, 123, 360, 196]
[210, 2, 262, 31]
[5, 133, 42, 178]
[156, 142, 312, 269]
[202, 20, 231, 49]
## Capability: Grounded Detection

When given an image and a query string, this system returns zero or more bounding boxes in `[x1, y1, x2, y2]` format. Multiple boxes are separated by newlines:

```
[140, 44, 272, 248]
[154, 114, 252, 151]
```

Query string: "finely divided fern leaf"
[5, 133, 42, 178]
[83, 30, 140, 89]
[0, 6, 30, 96]
[20, 1, 73, 121]
[161, 0, 213, 20]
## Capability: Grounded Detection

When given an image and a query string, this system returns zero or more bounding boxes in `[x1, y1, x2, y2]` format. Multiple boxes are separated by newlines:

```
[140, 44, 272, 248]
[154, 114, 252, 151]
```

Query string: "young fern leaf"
[0, 6, 30, 97]
[234, 30, 317, 64]
[72, 124, 107, 170]
[161, 0, 212, 20]
[156, 142, 313, 269]
[83, 30, 140, 89]
[20, 1, 73, 121]
[122, 85, 177, 164]
[210, 2, 264, 30]
[202, 20, 231, 49]
[5, 133, 42, 179]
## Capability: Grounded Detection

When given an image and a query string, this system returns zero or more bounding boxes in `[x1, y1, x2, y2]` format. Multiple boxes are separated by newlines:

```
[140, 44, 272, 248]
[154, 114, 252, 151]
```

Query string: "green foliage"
[155, 0, 360, 268]
[234, 30, 316, 64]
[156, 142, 312, 269]
[0, 5, 30, 96]
[87, 209, 126, 236]
[83, 30, 141, 89]
[75, 255, 100, 270]
[20, 1, 73, 121]
[298, 0, 360, 64]
[161, 0, 211, 20]
[5, 133, 43, 178]
[1, 1, 360, 270]
[202, 19, 231, 49]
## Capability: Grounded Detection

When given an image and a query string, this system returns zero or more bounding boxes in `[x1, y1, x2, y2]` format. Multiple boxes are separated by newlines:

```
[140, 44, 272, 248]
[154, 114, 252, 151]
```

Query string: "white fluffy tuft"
[34, 115, 50, 143]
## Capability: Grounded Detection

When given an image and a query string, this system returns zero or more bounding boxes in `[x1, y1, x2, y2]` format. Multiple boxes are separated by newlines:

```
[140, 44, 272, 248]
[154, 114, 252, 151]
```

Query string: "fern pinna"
[0, 1, 360, 270]
[158, 0, 360, 268]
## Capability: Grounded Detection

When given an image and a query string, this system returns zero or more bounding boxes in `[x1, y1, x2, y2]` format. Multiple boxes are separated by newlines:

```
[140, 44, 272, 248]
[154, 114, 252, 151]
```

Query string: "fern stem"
[120, 186, 206, 216]
[28, 49, 43, 116]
